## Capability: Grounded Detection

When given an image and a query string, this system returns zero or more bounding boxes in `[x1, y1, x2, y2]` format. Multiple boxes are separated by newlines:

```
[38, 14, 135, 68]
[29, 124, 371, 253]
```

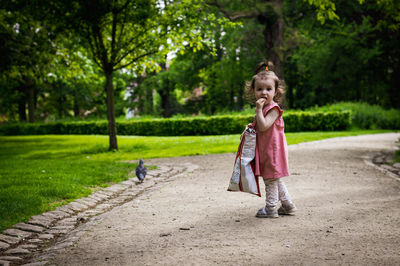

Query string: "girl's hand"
[255, 98, 266, 112]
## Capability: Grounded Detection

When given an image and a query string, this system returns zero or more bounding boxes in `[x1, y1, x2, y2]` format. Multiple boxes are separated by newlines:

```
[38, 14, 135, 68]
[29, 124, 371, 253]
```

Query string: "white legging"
[263, 178, 291, 208]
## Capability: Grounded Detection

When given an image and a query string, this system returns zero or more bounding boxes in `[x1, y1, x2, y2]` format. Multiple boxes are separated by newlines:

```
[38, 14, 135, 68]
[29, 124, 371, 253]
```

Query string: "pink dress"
[253, 102, 289, 179]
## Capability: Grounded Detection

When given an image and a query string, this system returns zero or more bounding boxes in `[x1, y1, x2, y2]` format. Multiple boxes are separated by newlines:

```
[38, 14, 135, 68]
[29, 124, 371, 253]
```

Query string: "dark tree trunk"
[159, 60, 172, 118]
[105, 70, 118, 150]
[27, 85, 35, 123]
[58, 94, 64, 118]
[138, 93, 144, 114]
[207, 0, 284, 79]
[230, 88, 235, 110]
[389, 65, 400, 109]
[237, 86, 244, 110]
[160, 85, 171, 118]
[73, 97, 80, 117]
[263, 0, 284, 79]
[286, 80, 293, 108]
[144, 88, 153, 114]
[136, 76, 151, 115]
[72, 89, 80, 117]
[18, 94, 27, 122]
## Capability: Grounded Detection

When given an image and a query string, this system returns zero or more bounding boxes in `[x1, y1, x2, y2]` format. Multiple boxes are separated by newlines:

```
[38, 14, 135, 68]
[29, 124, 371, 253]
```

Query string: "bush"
[0, 111, 350, 136]
[284, 111, 350, 132]
[306, 102, 400, 129]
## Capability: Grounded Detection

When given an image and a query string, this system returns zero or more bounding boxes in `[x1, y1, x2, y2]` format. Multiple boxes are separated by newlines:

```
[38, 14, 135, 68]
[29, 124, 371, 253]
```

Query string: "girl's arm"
[255, 104, 279, 132]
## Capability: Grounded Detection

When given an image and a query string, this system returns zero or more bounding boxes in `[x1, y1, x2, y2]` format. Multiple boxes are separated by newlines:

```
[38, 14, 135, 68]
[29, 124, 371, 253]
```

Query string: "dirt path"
[41, 133, 400, 265]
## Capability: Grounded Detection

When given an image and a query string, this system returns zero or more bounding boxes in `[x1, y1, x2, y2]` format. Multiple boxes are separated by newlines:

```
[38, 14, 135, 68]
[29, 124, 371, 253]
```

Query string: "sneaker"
[256, 207, 278, 218]
[278, 201, 297, 215]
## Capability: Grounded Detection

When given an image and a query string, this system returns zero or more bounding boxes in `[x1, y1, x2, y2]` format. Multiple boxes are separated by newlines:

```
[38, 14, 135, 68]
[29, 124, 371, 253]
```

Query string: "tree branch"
[205, 0, 260, 21]
[115, 0, 132, 14]
[115, 16, 126, 54]
[110, 9, 118, 63]
[86, 30, 103, 69]
[113, 25, 165, 66]
[113, 28, 149, 63]
[114, 50, 158, 70]
[92, 24, 109, 68]
[113, 38, 149, 67]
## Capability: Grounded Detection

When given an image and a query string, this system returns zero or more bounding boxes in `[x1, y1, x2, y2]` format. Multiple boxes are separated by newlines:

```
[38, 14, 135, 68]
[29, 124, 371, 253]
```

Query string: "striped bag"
[228, 126, 261, 197]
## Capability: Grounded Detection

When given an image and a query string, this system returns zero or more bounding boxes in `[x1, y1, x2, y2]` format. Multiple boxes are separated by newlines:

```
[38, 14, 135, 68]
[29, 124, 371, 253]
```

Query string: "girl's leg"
[277, 179, 297, 215]
[264, 178, 279, 208]
[256, 178, 279, 218]
[277, 179, 291, 202]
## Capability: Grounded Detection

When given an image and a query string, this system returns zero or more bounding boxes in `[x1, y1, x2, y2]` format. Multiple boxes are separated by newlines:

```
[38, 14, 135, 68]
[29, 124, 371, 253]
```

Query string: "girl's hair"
[245, 61, 286, 105]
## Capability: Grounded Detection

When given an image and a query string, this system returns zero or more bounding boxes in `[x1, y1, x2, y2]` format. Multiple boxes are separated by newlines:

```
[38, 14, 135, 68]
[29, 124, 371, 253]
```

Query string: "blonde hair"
[245, 61, 286, 105]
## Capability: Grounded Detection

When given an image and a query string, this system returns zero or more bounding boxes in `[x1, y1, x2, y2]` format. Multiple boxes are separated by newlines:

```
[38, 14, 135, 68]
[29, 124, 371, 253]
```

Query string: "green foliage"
[285, 0, 400, 109]
[1, 0, 399, 125]
[0, 111, 351, 136]
[306, 102, 400, 129]
[0, 6, 57, 122]
[133, 11, 263, 116]
[304, 0, 339, 24]
[395, 149, 400, 164]
[41, 37, 106, 119]
[128, 6, 246, 117]
[284, 111, 350, 131]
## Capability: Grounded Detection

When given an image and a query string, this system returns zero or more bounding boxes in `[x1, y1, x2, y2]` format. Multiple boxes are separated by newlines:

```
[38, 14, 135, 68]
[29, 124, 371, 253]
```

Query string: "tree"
[205, 0, 339, 80]
[44, 38, 104, 119]
[205, 0, 285, 79]
[27, 0, 172, 149]
[28, 0, 225, 149]
[284, 0, 400, 108]
[0, 6, 56, 122]
[129, 9, 270, 115]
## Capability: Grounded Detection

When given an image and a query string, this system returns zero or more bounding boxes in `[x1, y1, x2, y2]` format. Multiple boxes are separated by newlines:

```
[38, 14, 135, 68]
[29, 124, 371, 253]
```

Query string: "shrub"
[306, 102, 400, 129]
[0, 111, 350, 136]
[284, 111, 350, 132]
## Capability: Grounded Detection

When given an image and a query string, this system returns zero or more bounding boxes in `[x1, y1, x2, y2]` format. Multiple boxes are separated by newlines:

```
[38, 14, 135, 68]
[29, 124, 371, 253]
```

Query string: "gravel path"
[26, 133, 400, 265]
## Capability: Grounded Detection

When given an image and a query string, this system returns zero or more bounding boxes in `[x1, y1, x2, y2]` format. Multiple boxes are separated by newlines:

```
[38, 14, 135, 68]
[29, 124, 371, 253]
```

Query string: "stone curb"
[364, 151, 400, 182]
[0, 162, 198, 266]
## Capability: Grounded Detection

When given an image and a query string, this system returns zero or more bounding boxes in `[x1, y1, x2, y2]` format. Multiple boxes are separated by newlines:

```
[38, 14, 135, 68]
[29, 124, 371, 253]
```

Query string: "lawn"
[0, 129, 394, 230]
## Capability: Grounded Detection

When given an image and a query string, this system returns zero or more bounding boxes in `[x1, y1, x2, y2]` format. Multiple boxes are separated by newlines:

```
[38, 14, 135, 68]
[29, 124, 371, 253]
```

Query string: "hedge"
[306, 102, 400, 130]
[0, 111, 351, 136]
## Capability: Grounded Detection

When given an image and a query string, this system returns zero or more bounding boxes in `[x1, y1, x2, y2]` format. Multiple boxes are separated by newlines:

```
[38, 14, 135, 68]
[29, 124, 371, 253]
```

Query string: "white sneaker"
[256, 207, 279, 218]
[278, 201, 297, 215]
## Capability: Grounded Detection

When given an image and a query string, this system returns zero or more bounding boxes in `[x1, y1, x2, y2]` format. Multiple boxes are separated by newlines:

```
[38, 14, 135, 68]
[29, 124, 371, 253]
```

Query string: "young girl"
[245, 62, 296, 218]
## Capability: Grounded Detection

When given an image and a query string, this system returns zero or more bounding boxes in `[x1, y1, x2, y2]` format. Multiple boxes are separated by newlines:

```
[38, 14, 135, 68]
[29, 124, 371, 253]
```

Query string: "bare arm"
[255, 99, 279, 132]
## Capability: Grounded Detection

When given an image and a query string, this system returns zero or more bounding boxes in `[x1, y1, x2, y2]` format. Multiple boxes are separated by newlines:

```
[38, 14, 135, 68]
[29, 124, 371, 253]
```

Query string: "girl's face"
[254, 78, 276, 106]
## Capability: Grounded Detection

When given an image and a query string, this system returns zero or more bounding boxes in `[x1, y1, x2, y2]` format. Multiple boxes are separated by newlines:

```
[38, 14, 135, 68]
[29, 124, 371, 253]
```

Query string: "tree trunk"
[286, 79, 294, 108]
[160, 85, 171, 118]
[73, 97, 80, 117]
[159, 60, 171, 118]
[263, 0, 284, 79]
[144, 88, 153, 115]
[105, 70, 118, 150]
[136, 76, 150, 115]
[389, 65, 400, 109]
[27, 84, 35, 123]
[72, 88, 80, 117]
[58, 94, 64, 118]
[18, 94, 27, 122]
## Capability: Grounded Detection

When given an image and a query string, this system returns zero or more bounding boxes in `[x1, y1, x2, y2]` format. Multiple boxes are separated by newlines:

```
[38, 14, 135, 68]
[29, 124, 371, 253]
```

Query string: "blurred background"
[0, 0, 399, 122]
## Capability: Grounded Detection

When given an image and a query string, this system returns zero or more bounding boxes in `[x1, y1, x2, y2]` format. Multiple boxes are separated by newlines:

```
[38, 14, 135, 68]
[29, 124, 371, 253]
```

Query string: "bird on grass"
[135, 159, 147, 183]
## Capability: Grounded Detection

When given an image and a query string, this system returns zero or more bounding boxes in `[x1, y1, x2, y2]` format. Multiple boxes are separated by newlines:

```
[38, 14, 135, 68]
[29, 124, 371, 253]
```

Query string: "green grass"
[0, 129, 395, 231]
[395, 150, 400, 163]
[395, 139, 400, 164]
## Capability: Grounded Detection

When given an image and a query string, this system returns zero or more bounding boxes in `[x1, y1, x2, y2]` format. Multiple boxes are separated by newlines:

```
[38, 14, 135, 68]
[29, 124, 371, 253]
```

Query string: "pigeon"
[135, 159, 147, 183]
